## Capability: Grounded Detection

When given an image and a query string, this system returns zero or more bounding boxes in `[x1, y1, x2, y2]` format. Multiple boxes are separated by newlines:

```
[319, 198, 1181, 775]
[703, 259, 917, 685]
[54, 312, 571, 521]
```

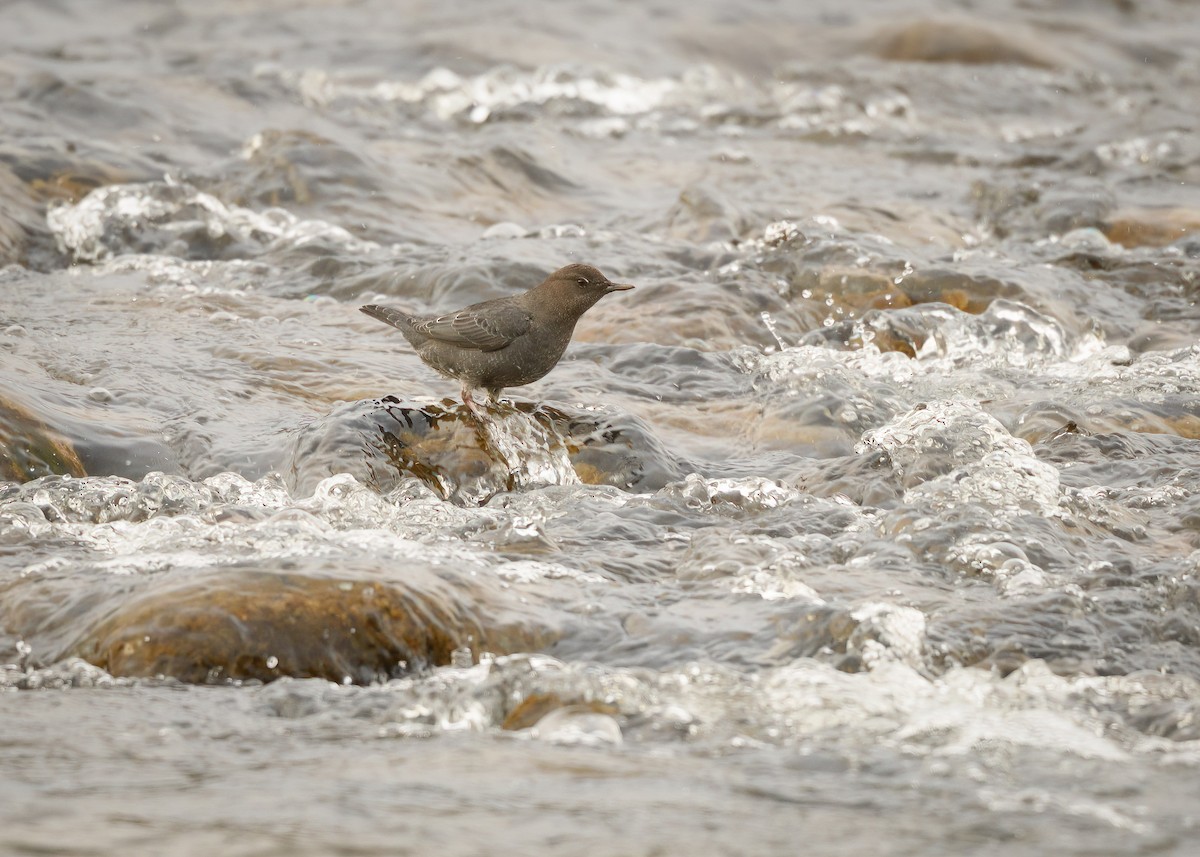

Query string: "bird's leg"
[461, 382, 488, 421]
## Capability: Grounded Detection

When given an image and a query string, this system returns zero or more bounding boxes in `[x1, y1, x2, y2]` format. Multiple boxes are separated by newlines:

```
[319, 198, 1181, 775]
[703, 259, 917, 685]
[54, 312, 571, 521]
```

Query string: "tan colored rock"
[869, 19, 1065, 68]
[1105, 207, 1200, 248]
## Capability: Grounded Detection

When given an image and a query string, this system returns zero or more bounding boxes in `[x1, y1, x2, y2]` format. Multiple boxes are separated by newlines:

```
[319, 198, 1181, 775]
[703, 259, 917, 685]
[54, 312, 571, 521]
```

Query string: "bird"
[360, 263, 634, 418]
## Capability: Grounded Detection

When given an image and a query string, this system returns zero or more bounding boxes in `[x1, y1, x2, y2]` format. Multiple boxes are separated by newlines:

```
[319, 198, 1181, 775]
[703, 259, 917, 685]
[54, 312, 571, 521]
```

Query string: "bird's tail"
[360, 304, 412, 331]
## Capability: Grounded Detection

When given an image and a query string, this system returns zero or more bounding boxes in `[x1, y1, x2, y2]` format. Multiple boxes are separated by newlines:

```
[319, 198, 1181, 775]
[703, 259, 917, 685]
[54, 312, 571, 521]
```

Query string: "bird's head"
[535, 263, 635, 319]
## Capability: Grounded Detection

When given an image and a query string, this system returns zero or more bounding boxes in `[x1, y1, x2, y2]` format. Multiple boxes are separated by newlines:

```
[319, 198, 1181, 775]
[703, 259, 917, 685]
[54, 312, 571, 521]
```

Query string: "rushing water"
[3, 0, 1200, 854]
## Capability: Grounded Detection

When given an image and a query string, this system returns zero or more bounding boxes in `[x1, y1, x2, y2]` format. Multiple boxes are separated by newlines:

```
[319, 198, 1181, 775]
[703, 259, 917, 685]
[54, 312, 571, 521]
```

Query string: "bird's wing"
[411, 302, 532, 352]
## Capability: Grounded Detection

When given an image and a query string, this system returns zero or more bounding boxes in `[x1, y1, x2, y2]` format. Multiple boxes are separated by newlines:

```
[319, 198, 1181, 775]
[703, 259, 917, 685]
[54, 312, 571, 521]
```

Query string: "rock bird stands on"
[360, 263, 634, 418]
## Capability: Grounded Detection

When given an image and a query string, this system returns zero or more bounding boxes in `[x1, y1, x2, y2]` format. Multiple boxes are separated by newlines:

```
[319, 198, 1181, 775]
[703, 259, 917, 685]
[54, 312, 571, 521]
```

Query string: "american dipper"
[360, 263, 634, 418]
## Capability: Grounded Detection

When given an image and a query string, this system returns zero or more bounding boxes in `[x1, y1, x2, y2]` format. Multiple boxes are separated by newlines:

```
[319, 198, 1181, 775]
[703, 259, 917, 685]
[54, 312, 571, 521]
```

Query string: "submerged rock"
[1105, 207, 1200, 248]
[869, 19, 1066, 68]
[68, 565, 557, 684]
[662, 184, 753, 243]
[0, 396, 85, 482]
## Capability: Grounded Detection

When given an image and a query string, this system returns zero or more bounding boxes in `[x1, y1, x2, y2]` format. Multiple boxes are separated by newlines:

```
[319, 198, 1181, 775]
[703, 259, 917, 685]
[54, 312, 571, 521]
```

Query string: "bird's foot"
[461, 385, 489, 422]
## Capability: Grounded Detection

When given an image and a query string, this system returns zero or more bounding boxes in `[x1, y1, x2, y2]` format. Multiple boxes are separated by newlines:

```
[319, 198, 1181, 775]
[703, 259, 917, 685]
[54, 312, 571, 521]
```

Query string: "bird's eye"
[576, 277, 589, 286]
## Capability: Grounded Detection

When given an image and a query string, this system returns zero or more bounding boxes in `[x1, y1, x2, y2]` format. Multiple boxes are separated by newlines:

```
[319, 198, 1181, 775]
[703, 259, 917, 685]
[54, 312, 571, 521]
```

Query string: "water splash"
[858, 399, 1062, 516]
[255, 61, 917, 138]
[480, 406, 581, 496]
[663, 473, 799, 514]
[47, 180, 379, 263]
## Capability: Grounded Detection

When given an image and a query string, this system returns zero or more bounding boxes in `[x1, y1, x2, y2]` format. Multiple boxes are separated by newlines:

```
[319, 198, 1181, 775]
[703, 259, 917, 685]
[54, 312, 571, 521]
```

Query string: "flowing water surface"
[3, 1, 1200, 854]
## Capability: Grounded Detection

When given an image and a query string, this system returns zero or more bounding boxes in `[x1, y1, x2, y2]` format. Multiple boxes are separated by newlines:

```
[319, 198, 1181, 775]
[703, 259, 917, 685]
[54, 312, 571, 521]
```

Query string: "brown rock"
[288, 397, 681, 503]
[0, 396, 86, 482]
[72, 564, 559, 684]
[500, 693, 620, 731]
[1105, 207, 1200, 248]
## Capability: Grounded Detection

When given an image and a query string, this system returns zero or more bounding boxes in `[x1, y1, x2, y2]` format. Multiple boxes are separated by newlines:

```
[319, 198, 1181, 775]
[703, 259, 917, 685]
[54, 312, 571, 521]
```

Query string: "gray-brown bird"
[360, 263, 634, 418]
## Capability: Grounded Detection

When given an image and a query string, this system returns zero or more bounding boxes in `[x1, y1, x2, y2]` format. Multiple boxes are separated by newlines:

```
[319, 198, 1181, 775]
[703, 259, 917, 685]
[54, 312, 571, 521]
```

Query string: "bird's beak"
[604, 282, 635, 293]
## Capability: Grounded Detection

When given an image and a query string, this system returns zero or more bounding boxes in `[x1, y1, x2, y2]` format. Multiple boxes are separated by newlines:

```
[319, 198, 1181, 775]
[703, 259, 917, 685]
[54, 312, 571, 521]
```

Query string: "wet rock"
[923, 583, 1200, 678]
[1036, 184, 1119, 237]
[742, 223, 1035, 333]
[762, 600, 933, 673]
[291, 397, 577, 503]
[1105, 207, 1200, 248]
[558, 405, 685, 492]
[0, 396, 86, 482]
[898, 267, 1028, 314]
[68, 564, 559, 684]
[287, 396, 677, 504]
[972, 178, 1116, 240]
[663, 184, 753, 243]
[214, 128, 380, 210]
[501, 692, 621, 733]
[798, 305, 932, 357]
[801, 296, 1073, 369]
[1161, 414, 1200, 441]
[869, 19, 1065, 68]
[791, 265, 916, 314]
